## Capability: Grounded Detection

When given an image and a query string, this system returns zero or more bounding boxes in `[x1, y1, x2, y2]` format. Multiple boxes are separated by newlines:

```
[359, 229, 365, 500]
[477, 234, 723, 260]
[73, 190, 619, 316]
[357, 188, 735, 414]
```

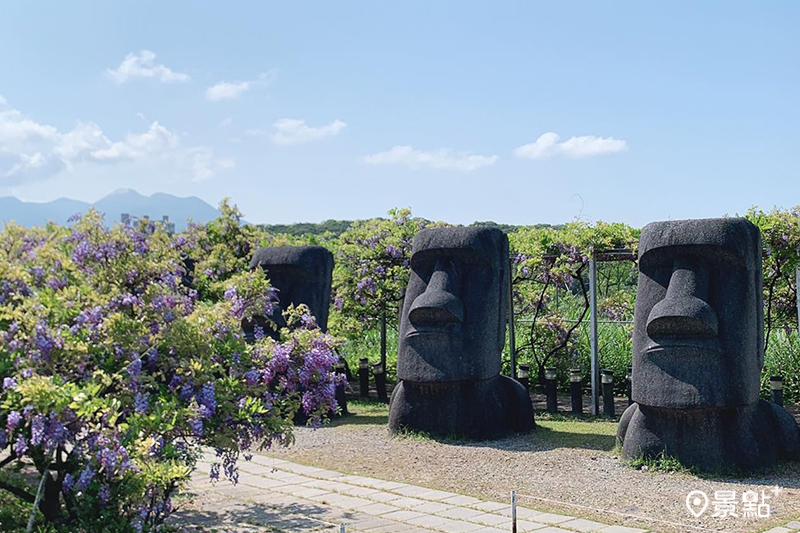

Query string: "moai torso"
[389, 226, 533, 439]
[245, 246, 333, 340]
[617, 218, 799, 471]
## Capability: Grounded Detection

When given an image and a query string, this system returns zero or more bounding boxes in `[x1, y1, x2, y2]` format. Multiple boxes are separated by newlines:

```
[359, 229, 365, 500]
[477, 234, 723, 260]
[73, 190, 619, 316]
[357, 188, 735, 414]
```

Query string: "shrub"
[0, 208, 342, 532]
[762, 329, 800, 403]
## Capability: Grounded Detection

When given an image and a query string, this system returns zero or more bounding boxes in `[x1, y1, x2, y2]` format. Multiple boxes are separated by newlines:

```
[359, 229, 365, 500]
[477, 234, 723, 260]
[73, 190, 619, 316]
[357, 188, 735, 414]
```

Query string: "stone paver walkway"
[178, 454, 652, 533]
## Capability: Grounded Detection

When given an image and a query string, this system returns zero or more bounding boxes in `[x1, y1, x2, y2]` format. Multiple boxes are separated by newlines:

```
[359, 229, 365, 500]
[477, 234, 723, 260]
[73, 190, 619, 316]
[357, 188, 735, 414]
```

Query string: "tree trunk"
[40, 472, 63, 523]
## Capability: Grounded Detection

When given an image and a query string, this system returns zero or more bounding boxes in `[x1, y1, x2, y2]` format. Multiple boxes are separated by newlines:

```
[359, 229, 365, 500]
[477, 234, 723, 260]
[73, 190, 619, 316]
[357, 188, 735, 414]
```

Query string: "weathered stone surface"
[243, 245, 334, 340]
[617, 218, 800, 471]
[389, 226, 533, 439]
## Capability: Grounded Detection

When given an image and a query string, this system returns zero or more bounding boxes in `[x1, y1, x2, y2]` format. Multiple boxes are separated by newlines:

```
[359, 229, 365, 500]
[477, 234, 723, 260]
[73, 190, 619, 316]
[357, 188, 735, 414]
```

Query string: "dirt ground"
[265, 396, 800, 533]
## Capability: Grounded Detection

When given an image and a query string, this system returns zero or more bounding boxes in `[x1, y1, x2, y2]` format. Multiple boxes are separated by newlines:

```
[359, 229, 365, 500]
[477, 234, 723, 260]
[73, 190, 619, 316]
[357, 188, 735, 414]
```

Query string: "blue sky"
[1, 2, 798, 226]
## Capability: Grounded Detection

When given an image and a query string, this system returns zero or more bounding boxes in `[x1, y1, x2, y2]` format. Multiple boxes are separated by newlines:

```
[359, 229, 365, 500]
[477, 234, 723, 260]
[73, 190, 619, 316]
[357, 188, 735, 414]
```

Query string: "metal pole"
[380, 306, 387, 370]
[796, 266, 800, 344]
[27, 453, 52, 532]
[589, 253, 599, 416]
[511, 490, 517, 533]
[508, 258, 517, 379]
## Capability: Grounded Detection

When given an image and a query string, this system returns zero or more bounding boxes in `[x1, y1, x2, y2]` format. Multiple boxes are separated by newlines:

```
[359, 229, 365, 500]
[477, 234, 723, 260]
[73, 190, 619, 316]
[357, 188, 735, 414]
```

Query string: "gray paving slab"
[472, 512, 510, 526]
[412, 501, 455, 514]
[439, 506, 485, 520]
[406, 513, 453, 529]
[358, 502, 401, 516]
[176, 454, 652, 533]
[473, 500, 508, 512]
[380, 509, 427, 522]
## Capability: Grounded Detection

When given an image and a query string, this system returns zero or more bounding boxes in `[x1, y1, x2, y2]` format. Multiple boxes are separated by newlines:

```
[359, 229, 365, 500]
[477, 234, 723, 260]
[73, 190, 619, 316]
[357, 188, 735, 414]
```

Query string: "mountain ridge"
[0, 190, 220, 231]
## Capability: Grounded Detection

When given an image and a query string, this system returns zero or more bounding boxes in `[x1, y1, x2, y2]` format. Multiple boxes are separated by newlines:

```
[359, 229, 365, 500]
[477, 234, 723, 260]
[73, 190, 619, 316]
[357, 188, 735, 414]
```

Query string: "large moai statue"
[244, 246, 334, 340]
[617, 218, 800, 471]
[388, 226, 534, 439]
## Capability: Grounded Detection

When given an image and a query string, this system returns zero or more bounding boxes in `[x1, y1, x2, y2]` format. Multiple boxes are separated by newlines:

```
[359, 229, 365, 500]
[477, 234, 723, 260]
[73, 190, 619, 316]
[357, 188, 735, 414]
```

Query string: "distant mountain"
[0, 189, 220, 231]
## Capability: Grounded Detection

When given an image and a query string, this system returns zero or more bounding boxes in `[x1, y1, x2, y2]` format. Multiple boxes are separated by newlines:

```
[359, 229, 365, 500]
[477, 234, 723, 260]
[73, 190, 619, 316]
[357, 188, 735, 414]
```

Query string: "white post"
[589, 254, 599, 416]
[511, 490, 517, 533]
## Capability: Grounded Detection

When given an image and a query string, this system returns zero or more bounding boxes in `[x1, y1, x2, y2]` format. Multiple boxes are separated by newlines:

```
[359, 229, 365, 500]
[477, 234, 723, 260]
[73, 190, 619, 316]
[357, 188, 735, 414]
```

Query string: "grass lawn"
[339, 398, 618, 450]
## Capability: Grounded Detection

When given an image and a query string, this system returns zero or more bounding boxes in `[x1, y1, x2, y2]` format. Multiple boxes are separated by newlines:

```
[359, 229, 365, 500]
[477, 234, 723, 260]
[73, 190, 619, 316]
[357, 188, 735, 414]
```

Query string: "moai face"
[397, 227, 509, 382]
[632, 218, 763, 408]
[249, 246, 334, 331]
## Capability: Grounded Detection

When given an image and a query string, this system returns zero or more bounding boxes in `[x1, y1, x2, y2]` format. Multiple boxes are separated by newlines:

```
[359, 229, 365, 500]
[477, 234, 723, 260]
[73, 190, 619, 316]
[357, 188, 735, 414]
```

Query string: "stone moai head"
[632, 218, 763, 409]
[397, 227, 509, 382]
[249, 246, 334, 332]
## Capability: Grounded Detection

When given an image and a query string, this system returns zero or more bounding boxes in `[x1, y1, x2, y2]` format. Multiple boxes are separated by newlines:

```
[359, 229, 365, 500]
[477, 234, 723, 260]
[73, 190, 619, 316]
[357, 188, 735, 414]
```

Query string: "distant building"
[120, 213, 175, 234]
[162, 215, 176, 234]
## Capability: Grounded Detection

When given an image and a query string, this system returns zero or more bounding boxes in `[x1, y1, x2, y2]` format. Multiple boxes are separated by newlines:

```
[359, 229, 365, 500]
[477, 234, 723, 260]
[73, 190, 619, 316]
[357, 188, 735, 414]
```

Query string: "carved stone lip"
[644, 337, 721, 355]
[405, 324, 458, 338]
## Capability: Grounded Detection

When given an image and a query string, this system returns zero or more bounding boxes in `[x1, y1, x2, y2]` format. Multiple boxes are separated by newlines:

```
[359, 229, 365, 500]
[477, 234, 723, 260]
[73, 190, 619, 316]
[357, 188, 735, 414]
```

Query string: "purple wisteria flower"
[134, 392, 149, 414]
[6, 410, 21, 432]
[128, 357, 142, 378]
[199, 383, 216, 418]
[62, 473, 75, 493]
[244, 369, 260, 387]
[189, 418, 204, 437]
[76, 466, 95, 491]
[30, 415, 46, 446]
[14, 435, 28, 455]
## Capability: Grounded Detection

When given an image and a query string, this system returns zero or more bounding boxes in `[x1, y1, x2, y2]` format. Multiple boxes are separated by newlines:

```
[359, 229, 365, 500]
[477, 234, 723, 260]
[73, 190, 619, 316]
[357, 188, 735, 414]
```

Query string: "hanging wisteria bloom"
[0, 203, 341, 532]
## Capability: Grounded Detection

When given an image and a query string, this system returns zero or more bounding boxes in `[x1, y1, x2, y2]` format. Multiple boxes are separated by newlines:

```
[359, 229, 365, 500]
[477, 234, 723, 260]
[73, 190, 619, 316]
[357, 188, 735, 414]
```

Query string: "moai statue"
[388, 227, 534, 439]
[246, 245, 343, 416]
[244, 246, 334, 341]
[617, 218, 800, 471]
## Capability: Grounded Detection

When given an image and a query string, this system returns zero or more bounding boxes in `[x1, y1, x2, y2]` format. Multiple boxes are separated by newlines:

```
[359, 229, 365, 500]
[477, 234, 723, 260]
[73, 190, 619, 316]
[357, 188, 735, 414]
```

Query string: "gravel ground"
[266, 398, 800, 533]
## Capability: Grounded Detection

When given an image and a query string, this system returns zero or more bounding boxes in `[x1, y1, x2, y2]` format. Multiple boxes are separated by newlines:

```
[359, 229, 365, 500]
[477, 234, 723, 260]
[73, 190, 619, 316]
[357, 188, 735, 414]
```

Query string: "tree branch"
[528, 278, 551, 368]
[0, 453, 18, 470]
[545, 265, 589, 363]
[0, 478, 35, 503]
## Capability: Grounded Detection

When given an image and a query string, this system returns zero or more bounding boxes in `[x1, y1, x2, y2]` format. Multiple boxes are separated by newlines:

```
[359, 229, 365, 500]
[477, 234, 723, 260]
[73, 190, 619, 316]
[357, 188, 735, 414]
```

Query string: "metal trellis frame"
[508, 249, 636, 412]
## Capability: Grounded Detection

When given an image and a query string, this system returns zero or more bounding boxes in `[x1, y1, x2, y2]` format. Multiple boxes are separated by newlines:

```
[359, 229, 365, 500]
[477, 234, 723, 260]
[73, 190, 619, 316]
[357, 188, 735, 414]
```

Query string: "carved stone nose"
[646, 258, 718, 338]
[409, 259, 464, 324]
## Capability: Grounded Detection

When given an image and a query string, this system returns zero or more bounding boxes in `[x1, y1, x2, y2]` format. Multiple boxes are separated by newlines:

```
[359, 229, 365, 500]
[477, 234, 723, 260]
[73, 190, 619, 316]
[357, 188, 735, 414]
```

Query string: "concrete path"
[177, 454, 652, 533]
[176, 455, 800, 533]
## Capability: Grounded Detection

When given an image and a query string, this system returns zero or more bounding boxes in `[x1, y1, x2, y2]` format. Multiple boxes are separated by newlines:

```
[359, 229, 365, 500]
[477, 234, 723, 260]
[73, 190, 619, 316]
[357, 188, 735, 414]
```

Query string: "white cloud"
[205, 71, 276, 101]
[52, 122, 110, 161]
[0, 95, 6, 106]
[0, 109, 59, 147]
[91, 122, 178, 160]
[106, 50, 190, 84]
[270, 119, 346, 146]
[2, 152, 57, 180]
[514, 132, 628, 160]
[188, 147, 235, 182]
[206, 81, 250, 101]
[363, 145, 498, 172]
[0, 105, 232, 185]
